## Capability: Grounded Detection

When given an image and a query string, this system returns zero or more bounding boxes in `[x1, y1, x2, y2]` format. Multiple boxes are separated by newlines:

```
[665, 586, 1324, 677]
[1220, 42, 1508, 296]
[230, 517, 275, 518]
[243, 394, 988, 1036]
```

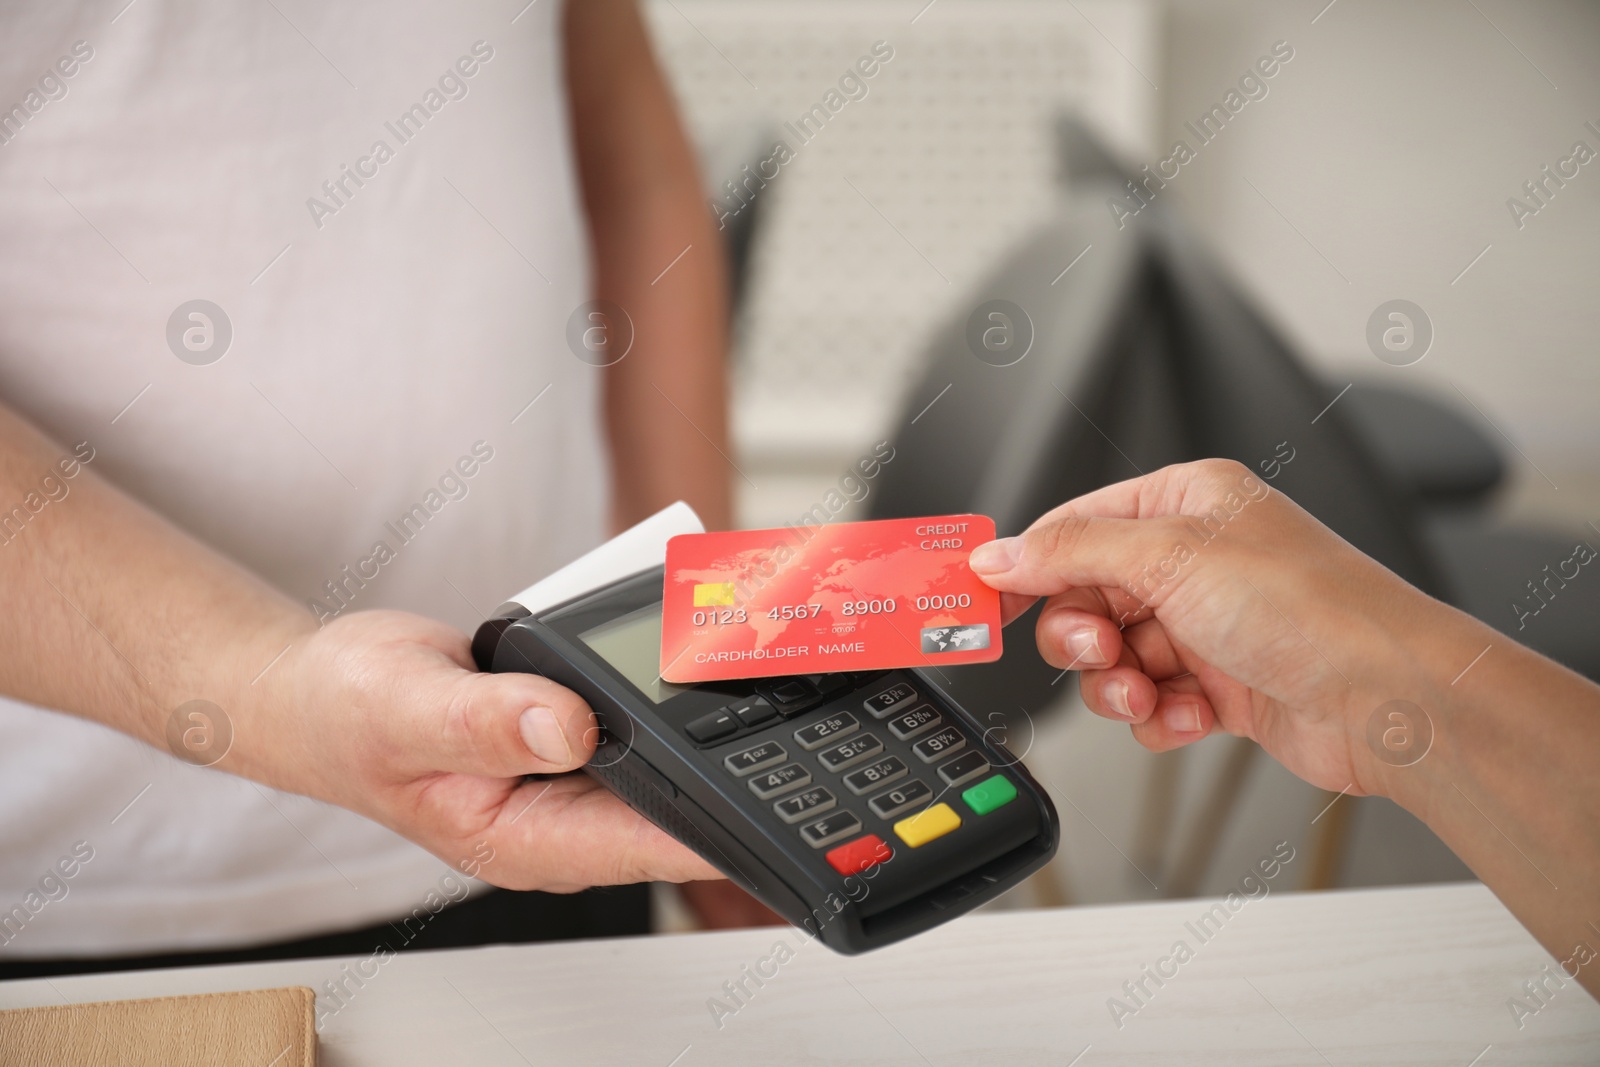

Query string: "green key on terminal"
[962, 774, 1017, 815]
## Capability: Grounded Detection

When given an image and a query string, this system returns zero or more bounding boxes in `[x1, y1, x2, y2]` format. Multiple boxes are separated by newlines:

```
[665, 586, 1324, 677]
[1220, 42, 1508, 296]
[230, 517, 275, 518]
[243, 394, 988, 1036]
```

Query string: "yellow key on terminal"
[894, 802, 961, 847]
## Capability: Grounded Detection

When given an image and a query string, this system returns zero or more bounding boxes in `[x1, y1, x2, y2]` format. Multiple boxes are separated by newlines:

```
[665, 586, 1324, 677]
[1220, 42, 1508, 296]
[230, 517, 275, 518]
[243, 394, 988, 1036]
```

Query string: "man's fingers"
[678, 879, 786, 929]
[475, 776, 721, 890]
[421, 668, 598, 778]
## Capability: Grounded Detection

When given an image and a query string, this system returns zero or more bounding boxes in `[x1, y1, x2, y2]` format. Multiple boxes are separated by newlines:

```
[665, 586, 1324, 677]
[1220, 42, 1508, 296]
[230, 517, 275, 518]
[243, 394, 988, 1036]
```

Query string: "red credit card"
[660, 515, 1003, 683]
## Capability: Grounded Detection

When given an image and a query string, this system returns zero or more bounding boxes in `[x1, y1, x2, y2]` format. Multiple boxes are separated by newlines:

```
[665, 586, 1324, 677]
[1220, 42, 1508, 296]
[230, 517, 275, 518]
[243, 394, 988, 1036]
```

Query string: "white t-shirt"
[0, 0, 609, 956]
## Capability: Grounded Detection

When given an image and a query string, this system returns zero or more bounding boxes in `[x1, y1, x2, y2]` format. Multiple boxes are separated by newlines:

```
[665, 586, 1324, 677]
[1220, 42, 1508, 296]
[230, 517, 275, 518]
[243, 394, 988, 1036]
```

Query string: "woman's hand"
[968, 458, 1441, 798]
[971, 458, 1600, 999]
[233, 610, 720, 892]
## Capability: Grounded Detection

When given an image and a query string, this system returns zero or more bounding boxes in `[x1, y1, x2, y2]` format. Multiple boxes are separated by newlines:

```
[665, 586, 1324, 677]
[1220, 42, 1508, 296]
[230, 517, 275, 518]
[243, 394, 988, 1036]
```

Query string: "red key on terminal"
[825, 834, 893, 875]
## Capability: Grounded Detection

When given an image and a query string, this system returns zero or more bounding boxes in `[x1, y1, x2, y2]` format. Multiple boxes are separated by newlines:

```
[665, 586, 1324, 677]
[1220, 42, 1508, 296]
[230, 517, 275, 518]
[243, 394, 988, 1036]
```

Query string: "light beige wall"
[1156, 0, 1600, 516]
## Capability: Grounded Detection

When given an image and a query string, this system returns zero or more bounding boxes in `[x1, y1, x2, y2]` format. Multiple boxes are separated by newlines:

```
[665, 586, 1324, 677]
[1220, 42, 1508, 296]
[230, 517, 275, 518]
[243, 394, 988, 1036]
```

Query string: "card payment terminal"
[473, 562, 1060, 954]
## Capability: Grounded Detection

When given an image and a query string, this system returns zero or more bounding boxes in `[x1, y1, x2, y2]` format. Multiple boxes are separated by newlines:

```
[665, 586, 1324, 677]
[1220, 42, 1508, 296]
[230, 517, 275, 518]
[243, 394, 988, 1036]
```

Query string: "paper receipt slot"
[471, 505, 1059, 954]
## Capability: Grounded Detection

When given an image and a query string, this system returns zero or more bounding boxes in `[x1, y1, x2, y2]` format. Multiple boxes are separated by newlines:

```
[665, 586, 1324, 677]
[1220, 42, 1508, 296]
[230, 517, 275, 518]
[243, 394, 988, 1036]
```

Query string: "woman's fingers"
[970, 512, 1185, 604]
[1120, 616, 1187, 682]
[1078, 628, 1217, 753]
[1037, 598, 1193, 683]
[1080, 663, 1159, 724]
[1129, 675, 1217, 752]
[1035, 589, 1124, 670]
[1029, 580, 1216, 756]
[1083, 666, 1218, 749]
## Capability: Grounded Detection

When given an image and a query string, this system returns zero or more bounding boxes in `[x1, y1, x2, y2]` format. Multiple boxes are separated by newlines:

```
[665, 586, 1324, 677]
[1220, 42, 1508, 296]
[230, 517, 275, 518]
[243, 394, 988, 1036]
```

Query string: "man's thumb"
[424, 669, 598, 778]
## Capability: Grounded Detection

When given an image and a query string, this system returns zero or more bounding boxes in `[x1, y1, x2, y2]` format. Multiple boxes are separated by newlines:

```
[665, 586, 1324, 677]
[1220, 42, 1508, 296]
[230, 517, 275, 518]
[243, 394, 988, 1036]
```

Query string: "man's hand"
[676, 880, 785, 930]
[0, 401, 719, 899]
[565, 0, 739, 923]
[236, 610, 720, 891]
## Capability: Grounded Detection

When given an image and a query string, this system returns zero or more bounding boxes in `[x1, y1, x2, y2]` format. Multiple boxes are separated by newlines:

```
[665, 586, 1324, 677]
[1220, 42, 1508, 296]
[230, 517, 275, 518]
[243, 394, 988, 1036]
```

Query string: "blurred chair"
[867, 123, 1452, 732]
[1338, 381, 1505, 508]
[868, 117, 1599, 896]
[867, 189, 1156, 725]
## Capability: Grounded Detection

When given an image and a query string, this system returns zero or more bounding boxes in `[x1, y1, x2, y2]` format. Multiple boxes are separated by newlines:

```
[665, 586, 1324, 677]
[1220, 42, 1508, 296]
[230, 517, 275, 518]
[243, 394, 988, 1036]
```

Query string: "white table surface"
[3, 882, 1596, 1065]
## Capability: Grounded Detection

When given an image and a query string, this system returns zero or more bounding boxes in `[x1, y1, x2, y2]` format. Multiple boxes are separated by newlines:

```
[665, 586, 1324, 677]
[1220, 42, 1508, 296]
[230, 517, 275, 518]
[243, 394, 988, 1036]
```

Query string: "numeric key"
[863, 682, 916, 718]
[868, 778, 933, 820]
[887, 704, 941, 740]
[749, 762, 812, 800]
[774, 787, 837, 824]
[912, 726, 965, 763]
[793, 711, 859, 750]
[843, 755, 908, 796]
[723, 740, 786, 777]
[817, 733, 884, 772]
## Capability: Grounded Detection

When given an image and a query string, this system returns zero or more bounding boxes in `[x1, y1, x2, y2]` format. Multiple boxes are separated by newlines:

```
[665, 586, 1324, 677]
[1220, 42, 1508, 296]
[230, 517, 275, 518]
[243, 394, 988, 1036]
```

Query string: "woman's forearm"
[1374, 600, 1600, 995]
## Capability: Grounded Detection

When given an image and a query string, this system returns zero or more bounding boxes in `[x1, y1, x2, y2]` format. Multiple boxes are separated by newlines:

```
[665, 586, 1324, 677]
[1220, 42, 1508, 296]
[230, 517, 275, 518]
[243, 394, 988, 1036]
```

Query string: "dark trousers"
[0, 884, 650, 981]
